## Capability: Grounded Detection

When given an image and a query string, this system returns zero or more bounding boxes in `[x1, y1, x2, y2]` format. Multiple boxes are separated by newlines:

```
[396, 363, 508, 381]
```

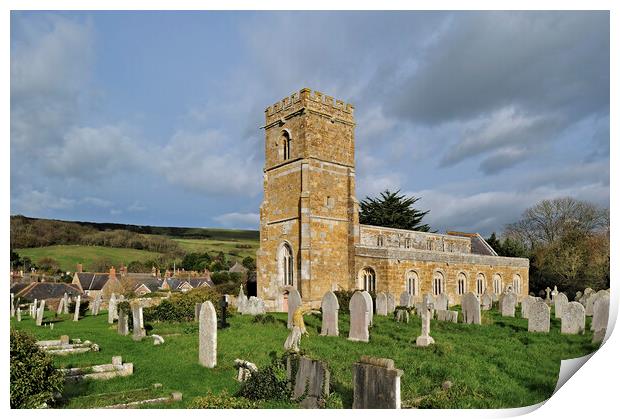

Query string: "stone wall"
[359, 224, 471, 253]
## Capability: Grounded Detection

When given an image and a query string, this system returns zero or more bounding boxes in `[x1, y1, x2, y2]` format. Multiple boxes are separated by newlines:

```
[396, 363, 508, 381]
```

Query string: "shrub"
[10, 329, 64, 408]
[144, 287, 222, 322]
[236, 358, 291, 401]
[252, 314, 277, 324]
[189, 391, 258, 409]
[334, 290, 356, 313]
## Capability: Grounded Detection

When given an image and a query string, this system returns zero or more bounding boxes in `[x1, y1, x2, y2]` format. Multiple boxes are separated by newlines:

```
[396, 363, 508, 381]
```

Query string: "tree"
[486, 233, 501, 253]
[10, 251, 21, 270]
[242, 256, 256, 271]
[359, 189, 431, 231]
[36, 257, 60, 273]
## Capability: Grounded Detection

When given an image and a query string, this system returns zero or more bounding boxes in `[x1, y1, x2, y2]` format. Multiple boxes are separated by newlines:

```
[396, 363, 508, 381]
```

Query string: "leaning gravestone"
[292, 356, 330, 409]
[131, 302, 146, 341]
[320, 291, 339, 337]
[56, 297, 65, 316]
[376, 292, 388, 316]
[36, 300, 45, 326]
[500, 292, 517, 317]
[416, 302, 435, 347]
[521, 295, 536, 319]
[528, 301, 550, 333]
[386, 293, 396, 314]
[352, 356, 403, 409]
[591, 294, 610, 333]
[73, 295, 81, 321]
[117, 309, 129, 336]
[481, 292, 493, 311]
[199, 301, 217, 368]
[399, 292, 412, 308]
[287, 289, 302, 329]
[554, 292, 568, 319]
[348, 291, 369, 342]
[461, 292, 481, 325]
[108, 294, 117, 324]
[561, 302, 585, 335]
[361, 291, 374, 327]
[435, 293, 449, 311]
[436, 309, 458, 323]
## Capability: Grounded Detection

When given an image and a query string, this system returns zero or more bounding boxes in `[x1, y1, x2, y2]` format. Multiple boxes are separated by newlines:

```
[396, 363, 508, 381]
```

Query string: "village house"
[71, 265, 122, 300]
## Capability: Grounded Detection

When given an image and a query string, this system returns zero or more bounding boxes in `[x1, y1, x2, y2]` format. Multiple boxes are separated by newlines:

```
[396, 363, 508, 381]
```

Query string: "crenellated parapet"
[265, 88, 355, 126]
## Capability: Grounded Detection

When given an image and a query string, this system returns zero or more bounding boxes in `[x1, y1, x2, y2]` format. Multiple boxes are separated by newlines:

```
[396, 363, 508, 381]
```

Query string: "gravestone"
[56, 297, 64, 316]
[195, 303, 202, 321]
[436, 309, 458, 323]
[416, 302, 435, 347]
[500, 292, 517, 317]
[73, 296, 81, 321]
[561, 302, 585, 335]
[246, 296, 266, 315]
[592, 328, 606, 344]
[435, 293, 449, 311]
[554, 292, 568, 319]
[320, 291, 339, 337]
[11, 293, 15, 317]
[287, 289, 302, 329]
[117, 309, 129, 335]
[584, 290, 598, 315]
[361, 291, 374, 326]
[36, 300, 45, 326]
[219, 295, 229, 329]
[33, 299, 38, 317]
[528, 301, 550, 333]
[199, 301, 217, 368]
[521, 295, 536, 319]
[131, 302, 146, 341]
[348, 291, 369, 342]
[591, 294, 610, 333]
[481, 292, 493, 311]
[17, 307, 21, 322]
[544, 287, 552, 304]
[236, 285, 248, 313]
[490, 292, 499, 303]
[386, 293, 396, 314]
[574, 291, 583, 303]
[352, 356, 403, 409]
[108, 294, 117, 324]
[551, 285, 558, 301]
[292, 356, 330, 408]
[64, 295, 70, 314]
[376, 292, 388, 316]
[399, 292, 412, 307]
[394, 308, 409, 323]
[461, 292, 481, 325]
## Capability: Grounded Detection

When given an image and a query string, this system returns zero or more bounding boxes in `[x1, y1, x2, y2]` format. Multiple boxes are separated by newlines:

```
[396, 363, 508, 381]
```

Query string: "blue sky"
[10, 11, 610, 236]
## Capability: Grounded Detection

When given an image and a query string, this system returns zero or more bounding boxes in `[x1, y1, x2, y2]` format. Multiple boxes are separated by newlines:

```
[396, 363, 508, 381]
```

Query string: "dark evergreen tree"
[359, 189, 431, 231]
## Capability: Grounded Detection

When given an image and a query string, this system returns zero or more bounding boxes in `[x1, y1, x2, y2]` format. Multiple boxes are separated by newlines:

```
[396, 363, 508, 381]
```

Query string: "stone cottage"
[256, 88, 529, 311]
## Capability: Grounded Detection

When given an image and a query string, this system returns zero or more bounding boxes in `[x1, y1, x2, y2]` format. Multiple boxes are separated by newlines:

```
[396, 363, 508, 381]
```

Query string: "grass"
[14, 245, 163, 273]
[172, 238, 258, 261]
[10, 306, 599, 409]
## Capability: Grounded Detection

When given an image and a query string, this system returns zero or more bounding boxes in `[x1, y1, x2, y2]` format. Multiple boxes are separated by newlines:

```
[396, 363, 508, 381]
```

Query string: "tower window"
[279, 243, 294, 286]
[281, 131, 292, 160]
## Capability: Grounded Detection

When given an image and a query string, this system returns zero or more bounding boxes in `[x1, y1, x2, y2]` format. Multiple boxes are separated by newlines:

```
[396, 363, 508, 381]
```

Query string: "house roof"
[229, 262, 248, 273]
[10, 282, 32, 295]
[134, 278, 163, 293]
[447, 232, 498, 256]
[75, 272, 113, 291]
[187, 277, 213, 288]
[14, 282, 83, 301]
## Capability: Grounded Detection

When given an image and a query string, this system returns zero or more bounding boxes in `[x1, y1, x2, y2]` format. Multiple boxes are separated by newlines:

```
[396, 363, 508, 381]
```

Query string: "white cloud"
[81, 197, 113, 207]
[12, 188, 76, 215]
[213, 212, 259, 228]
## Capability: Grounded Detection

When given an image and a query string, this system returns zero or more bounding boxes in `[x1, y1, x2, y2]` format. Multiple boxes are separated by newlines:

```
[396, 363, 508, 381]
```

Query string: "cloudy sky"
[10, 11, 609, 236]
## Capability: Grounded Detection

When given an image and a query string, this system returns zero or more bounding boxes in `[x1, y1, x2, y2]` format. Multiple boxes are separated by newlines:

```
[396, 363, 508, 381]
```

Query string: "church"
[256, 88, 529, 311]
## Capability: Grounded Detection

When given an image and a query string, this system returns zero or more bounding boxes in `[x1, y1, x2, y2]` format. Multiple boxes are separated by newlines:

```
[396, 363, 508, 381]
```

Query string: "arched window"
[377, 235, 384, 247]
[278, 243, 294, 286]
[359, 267, 376, 293]
[476, 273, 485, 295]
[404, 237, 412, 249]
[281, 131, 292, 160]
[433, 271, 444, 295]
[457, 272, 467, 295]
[512, 274, 521, 294]
[493, 273, 502, 294]
[406, 270, 418, 296]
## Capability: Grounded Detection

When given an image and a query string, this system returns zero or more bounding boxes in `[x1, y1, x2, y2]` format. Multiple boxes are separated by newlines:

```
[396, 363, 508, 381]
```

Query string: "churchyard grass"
[10, 305, 599, 409]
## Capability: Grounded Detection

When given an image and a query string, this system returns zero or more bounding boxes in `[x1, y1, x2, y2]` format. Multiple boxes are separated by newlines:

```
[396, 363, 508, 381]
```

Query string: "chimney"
[76, 263, 83, 273]
[109, 266, 116, 279]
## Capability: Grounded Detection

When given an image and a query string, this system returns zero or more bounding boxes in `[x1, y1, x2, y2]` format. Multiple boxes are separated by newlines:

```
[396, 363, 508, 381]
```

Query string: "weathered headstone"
[481, 292, 493, 311]
[73, 296, 81, 321]
[528, 301, 550, 333]
[352, 356, 403, 409]
[17, 307, 22, 322]
[131, 301, 146, 341]
[56, 297, 64, 316]
[435, 293, 449, 311]
[292, 356, 330, 408]
[320, 291, 339, 337]
[399, 291, 412, 307]
[33, 299, 38, 317]
[375, 292, 388, 316]
[386, 293, 396, 314]
[521, 295, 536, 319]
[461, 292, 481, 325]
[551, 285, 558, 301]
[544, 287, 552, 304]
[500, 292, 517, 317]
[198, 301, 217, 368]
[436, 309, 458, 323]
[246, 296, 266, 315]
[561, 302, 585, 335]
[236, 285, 248, 314]
[287, 289, 302, 329]
[361, 291, 374, 326]
[574, 291, 583, 303]
[108, 294, 117, 324]
[554, 292, 568, 319]
[36, 300, 45, 326]
[416, 302, 435, 347]
[394, 308, 409, 323]
[348, 291, 369, 342]
[117, 309, 129, 335]
[10, 293, 15, 317]
[64, 295, 70, 314]
[591, 294, 610, 333]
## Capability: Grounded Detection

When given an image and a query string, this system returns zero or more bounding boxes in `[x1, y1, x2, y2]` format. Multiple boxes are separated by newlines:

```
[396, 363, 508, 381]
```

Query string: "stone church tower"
[257, 88, 359, 311]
